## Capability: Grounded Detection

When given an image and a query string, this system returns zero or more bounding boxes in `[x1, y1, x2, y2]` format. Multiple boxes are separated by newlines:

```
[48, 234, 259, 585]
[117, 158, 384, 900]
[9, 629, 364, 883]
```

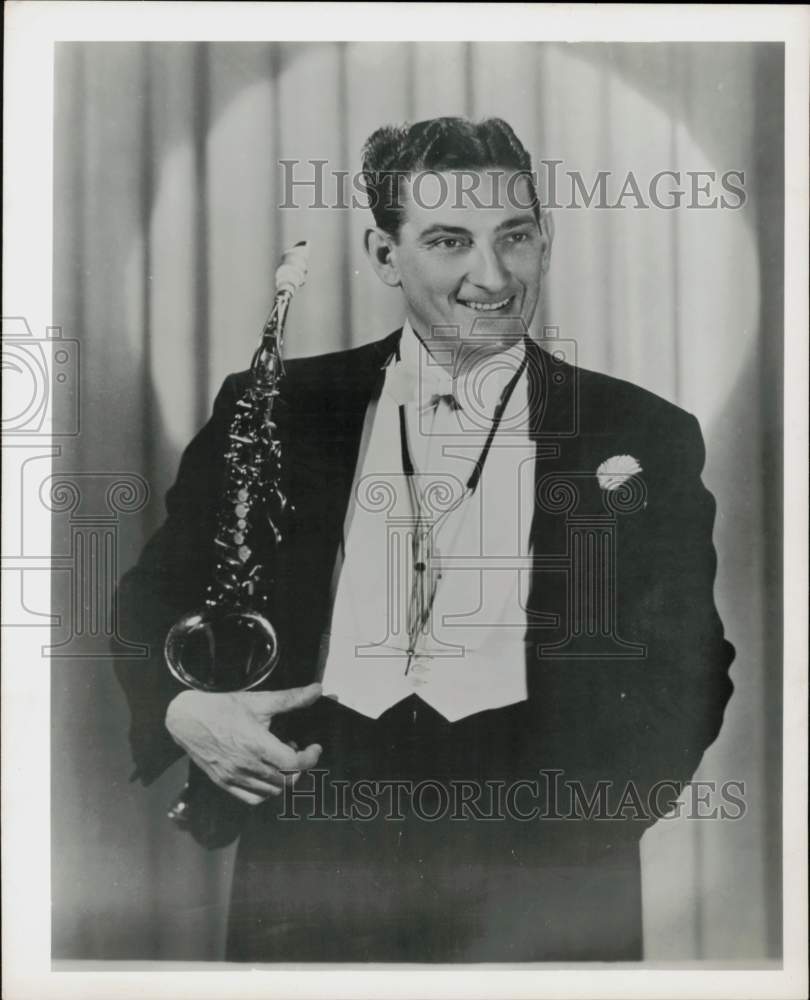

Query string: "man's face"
[385, 169, 550, 357]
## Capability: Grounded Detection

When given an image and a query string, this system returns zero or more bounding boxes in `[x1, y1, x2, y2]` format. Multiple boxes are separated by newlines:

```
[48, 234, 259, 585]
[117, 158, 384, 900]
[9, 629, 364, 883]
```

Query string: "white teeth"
[460, 297, 512, 312]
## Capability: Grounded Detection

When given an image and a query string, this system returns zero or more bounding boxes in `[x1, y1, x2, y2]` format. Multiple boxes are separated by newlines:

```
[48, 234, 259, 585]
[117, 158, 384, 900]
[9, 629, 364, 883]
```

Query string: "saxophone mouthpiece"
[275, 241, 310, 295]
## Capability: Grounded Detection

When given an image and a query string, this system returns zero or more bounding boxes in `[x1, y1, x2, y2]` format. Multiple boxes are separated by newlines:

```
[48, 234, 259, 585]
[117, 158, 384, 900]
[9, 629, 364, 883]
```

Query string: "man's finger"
[294, 742, 323, 771]
[232, 773, 283, 797]
[238, 683, 322, 722]
[255, 728, 322, 773]
[265, 743, 324, 784]
[232, 758, 287, 787]
[220, 783, 265, 807]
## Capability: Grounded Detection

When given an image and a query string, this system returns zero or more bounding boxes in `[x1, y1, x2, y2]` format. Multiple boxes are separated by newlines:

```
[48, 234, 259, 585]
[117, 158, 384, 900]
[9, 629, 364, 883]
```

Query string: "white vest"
[320, 322, 536, 721]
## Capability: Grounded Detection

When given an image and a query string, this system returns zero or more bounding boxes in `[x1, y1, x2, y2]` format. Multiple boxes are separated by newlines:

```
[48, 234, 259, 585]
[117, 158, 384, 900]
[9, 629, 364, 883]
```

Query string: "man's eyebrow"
[495, 214, 539, 232]
[416, 224, 472, 240]
[416, 216, 538, 241]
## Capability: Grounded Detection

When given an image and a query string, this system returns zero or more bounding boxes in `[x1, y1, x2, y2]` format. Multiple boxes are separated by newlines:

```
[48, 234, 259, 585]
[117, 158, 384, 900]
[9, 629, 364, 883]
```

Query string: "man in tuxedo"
[115, 117, 735, 962]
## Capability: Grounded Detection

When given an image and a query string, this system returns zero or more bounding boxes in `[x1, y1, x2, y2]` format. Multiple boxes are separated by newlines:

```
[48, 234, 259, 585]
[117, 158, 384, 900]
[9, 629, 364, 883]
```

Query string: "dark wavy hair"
[361, 116, 539, 240]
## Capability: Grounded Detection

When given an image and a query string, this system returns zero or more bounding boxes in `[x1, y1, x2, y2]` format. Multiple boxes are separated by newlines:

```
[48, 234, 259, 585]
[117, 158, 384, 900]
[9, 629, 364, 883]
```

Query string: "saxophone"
[164, 241, 309, 693]
[163, 242, 309, 840]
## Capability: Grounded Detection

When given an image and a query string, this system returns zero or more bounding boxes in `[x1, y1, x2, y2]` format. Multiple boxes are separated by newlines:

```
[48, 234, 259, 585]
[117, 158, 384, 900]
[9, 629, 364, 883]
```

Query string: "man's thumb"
[243, 683, 322, 721]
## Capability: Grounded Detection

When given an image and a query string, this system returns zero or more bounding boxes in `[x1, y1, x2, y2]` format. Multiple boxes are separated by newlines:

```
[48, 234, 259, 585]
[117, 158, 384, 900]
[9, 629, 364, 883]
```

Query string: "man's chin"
[457, 316, 528, 357]
[459, 314, 529, 344]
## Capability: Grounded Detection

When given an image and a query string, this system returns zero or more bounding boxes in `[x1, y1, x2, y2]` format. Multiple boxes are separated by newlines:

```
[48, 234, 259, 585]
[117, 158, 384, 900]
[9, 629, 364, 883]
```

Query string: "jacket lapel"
[524, 338, 585, 634]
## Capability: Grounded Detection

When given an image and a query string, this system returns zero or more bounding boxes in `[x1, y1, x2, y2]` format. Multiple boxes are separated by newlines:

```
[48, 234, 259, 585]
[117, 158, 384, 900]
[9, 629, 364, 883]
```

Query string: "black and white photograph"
[2, 4, 808, 998]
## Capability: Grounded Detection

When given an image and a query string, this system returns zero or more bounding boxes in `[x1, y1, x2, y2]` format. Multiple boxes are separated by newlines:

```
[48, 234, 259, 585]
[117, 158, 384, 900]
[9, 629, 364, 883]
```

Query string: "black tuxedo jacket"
[115, 331, 734, 961]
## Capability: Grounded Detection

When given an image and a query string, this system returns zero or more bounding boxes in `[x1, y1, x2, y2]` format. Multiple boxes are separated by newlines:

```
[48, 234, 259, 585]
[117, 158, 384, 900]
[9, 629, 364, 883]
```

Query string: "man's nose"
[466, 243, 510, 292]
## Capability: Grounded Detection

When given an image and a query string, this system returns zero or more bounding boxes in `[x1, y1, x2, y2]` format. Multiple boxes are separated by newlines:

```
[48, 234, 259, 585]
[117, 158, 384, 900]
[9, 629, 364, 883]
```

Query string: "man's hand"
[165, 683, 323, 805]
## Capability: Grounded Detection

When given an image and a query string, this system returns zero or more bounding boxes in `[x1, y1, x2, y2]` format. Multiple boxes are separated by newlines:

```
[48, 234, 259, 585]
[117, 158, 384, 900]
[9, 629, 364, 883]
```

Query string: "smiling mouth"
[457, 295, 514, 313]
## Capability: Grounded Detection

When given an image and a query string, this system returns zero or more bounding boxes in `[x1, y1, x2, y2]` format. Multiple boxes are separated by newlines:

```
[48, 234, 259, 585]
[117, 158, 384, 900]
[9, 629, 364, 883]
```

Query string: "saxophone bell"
[164, 605, 279, 693]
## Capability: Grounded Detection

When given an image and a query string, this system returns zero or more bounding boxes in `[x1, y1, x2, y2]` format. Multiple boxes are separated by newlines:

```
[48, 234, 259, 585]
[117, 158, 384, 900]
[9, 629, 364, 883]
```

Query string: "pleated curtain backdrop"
[51, 41, 783, 961]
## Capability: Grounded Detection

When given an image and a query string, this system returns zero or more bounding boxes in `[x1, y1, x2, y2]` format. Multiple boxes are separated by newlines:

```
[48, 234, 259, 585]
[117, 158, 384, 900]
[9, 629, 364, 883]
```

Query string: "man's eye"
[506, 231, 532, 244]
[432, 237, 468, 250]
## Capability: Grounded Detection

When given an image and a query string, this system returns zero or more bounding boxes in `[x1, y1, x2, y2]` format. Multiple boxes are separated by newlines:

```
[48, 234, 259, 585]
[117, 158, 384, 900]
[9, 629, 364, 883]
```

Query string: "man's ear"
[364, 227, 401, 288]
[538, 209, 554, 275]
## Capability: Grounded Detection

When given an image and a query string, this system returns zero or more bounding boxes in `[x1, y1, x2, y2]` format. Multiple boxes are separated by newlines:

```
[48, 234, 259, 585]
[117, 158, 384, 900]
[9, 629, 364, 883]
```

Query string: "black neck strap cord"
[398, 346, 529, 495]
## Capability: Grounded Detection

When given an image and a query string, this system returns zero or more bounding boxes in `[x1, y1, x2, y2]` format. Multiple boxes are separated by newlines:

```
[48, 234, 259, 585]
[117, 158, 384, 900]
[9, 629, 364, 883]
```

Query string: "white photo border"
[2, 3, 807, 999]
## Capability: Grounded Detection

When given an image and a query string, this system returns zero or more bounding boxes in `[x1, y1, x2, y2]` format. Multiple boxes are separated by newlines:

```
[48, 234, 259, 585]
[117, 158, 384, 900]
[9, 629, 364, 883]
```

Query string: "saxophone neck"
[252, 289, 292, 381]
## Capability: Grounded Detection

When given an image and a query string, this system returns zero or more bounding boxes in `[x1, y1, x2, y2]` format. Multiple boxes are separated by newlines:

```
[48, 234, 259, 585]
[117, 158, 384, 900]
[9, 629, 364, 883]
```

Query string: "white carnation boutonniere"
[596, 454, 643, 491]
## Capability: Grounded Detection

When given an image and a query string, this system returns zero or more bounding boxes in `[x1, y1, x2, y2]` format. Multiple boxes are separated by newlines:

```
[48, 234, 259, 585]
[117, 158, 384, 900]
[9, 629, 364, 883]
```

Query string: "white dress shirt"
[319, 321, 536, 721]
